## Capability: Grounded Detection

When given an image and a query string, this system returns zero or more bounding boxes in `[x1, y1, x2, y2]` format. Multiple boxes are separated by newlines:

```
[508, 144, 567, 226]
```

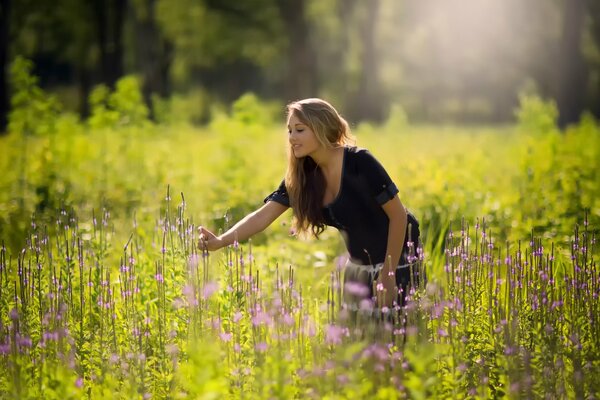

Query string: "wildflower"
[282, 313, 295, 326]
[202, 281, 219, 299]
[75, 377, 83, 388]
[344, 281, 369, 297]
[252, 311, 273, 327]
[438, 329, 449, 338]
[220, 332, 232, 342]
[255, 342, 268, 352]
[166, 343, 179, 357]
[233, 311, 243, 323]
[359, 299, 374, 312]
[9, 308, 18, 321]
[0, 344, 10, 355]
[109, 354, 119, 365]
[188, 254, 199, 269]
[325, 324, 346, 345]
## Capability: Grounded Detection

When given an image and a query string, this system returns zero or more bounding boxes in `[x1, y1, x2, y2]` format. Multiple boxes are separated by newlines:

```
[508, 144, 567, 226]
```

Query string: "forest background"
[1, 0, 600, 129]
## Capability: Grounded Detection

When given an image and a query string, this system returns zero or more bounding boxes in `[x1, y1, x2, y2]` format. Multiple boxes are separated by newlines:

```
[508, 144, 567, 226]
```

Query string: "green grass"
[0, 82, 599, 398]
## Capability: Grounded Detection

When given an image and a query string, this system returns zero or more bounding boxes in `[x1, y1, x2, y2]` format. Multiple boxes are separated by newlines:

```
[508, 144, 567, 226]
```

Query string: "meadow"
[0, 71, 599, 399]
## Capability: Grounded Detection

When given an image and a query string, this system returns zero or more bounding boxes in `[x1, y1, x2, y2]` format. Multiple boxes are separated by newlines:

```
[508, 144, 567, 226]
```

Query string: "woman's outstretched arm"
[377, 195, 408, 308]
[199, 201, 289, 251]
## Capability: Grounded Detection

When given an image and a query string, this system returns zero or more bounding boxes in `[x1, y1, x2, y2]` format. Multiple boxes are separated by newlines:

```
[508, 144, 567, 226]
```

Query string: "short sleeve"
[356, 149, 399, 204]
[263, 179, 290, 207]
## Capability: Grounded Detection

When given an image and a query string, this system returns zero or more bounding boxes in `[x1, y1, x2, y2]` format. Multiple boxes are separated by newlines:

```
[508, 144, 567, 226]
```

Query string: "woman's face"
[287, 113, 322, 158]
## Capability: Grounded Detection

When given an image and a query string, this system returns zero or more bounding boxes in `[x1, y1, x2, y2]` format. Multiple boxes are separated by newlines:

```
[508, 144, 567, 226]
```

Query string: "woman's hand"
[198, 226, 224, 252]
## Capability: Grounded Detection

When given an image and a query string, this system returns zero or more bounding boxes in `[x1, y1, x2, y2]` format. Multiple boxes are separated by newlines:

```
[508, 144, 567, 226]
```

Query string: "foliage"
[88, 76, 150, 130]
[0, 82, 599, 397]
[515, 92, 559, 135]
[8, 56, 62, 137]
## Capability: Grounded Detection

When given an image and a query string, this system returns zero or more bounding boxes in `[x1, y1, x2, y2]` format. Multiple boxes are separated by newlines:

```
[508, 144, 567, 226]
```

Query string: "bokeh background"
[0, 0, 599, 129]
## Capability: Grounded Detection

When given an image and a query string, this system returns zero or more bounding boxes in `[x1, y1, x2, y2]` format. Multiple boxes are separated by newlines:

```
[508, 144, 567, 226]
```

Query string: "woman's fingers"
[198, 226, 210, 250]
[198, 226, 221, 251]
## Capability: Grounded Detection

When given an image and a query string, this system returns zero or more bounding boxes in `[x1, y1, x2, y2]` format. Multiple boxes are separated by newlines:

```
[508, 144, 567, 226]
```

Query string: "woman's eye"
[297, 129, 304, 133]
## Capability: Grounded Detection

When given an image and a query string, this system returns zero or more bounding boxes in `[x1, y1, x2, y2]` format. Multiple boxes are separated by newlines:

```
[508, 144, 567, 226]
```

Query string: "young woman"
[199, 98, 421, 310]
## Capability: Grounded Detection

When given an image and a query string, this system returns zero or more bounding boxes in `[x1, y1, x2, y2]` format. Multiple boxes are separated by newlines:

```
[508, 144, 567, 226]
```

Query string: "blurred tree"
[92, 0, 126, 88]
[557, 0, 588, 128]
[156, 0, 285, 102]
[2, 0, 599, 126]
[132, 0, 173, 120]
[0, 0, 9, 133]
[349, 0, 385, 122]
[276, 0, 317, 101]
[588, 0, 600, 118]
[307, 0, 386, 123]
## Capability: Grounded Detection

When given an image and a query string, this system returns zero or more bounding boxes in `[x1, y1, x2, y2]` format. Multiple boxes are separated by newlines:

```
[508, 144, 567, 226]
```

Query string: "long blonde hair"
[284, 98, 354, 238]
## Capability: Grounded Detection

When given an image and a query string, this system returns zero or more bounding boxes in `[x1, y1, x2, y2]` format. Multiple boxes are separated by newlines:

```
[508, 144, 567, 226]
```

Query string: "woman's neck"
[309, 146, 344, 173]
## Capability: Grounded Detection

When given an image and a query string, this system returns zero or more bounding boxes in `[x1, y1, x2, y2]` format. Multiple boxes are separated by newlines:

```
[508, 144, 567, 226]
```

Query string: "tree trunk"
[134, 0, 172, 120]
[0, 0, 10, 134]
[77, 65, 91, 119]
[557, 0, 587, 128]
[588, 0, 600, 118]
[92, 0, 125, 88]
[351, 0, 385, 123]
[336, 0, 356, 106]
[277, 0, 317, 102]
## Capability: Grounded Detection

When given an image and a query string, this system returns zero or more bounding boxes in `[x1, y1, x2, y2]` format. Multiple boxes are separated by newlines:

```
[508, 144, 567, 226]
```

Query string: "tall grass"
[0, 70, 599, 398]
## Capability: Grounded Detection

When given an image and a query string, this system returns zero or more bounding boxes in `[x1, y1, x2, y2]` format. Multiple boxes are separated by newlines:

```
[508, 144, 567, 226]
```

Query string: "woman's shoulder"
[345, 145, 376, 163]
[345, 145, 369, 157]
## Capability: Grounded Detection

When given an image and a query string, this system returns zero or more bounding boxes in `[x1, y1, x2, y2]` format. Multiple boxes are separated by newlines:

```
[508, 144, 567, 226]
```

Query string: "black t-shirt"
[264, 146, 419, 265]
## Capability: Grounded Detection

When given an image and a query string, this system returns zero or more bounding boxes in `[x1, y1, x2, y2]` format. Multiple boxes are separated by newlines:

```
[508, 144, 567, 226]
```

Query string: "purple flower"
[251, 310, 272, 327]
[233, 311, 243, 323]
[202, 282, 219, 299]
[255, 342, 268, 352]
[166, 343, 179, 357]
[359, 299, 374, 311]
[0, 344, 10, 355]
[281, 313, 295, 326]
[325, 324, 346, 345]
[344, 281, 369, 297]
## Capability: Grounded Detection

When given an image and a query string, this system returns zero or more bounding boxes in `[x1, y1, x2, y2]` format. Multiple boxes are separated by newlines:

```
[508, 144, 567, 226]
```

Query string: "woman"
[199, 98, 421, 310]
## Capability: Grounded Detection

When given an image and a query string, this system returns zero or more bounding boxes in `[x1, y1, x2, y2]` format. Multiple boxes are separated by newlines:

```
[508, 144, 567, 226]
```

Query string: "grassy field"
[0, 82, 599, 398]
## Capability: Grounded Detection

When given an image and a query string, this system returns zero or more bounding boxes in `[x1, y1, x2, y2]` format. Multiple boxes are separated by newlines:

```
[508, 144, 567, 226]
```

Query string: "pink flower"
[202, 282, 219, 299]
[325, 324, 346, 345]
[220, 332, 232, 342]
[344, 281, 369, 297]
[233, 311, 243, 323]
[255, 342, 268, 352]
